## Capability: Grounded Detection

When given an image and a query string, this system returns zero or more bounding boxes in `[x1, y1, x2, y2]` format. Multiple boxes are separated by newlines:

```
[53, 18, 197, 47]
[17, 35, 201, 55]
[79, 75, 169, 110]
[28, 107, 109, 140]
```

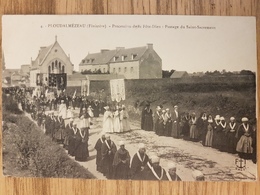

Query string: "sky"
[2, 15, 257, 73]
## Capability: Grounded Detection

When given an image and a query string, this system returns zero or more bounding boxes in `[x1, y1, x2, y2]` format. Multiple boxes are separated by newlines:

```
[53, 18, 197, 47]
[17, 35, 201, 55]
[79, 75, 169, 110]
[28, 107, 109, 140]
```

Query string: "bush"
[2, 100, 95, 179]
[2, 94, 23, 115]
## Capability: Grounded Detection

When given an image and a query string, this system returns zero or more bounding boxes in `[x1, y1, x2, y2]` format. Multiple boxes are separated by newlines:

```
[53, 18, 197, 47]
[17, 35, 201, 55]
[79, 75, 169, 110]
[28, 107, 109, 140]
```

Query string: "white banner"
[81, 79, 90, 96]
[110, 79, 125, 102]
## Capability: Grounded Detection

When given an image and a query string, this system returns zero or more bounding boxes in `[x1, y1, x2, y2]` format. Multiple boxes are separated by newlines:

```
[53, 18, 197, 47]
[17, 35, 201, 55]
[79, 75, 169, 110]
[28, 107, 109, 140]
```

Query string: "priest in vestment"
[112, 141, 131, 179]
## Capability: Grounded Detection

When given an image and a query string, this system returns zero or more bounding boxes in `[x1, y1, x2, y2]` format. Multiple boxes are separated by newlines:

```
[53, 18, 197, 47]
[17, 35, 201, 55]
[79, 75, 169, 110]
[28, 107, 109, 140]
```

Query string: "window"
[59, 62, 61, 72]
[103, 68, 106, 73]
[124, 67, 127, 73]
[132, 54, 137, 60]
[62, 66, 65, 73]
[122, 55, 127, 61]
[86, 59, 89, 63]
[52, 62, 54, 71]
[114, 56, 119, 61]
[131, 67, 134, 73]
[113, 68, 116, 73]
[118, 68, 121, 72]
[82, 60, 85, 63]
[91, 59, 94, 63]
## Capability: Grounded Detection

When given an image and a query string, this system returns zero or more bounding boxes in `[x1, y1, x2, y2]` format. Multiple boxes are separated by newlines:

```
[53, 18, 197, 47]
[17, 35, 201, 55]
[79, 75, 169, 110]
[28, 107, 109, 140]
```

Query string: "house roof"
[111, 46, 147, 63]
[32, 44, 53, 67]
[80, 45, 148, 66]
[170, 71, 189, 78]
[81, 50, 118, 65]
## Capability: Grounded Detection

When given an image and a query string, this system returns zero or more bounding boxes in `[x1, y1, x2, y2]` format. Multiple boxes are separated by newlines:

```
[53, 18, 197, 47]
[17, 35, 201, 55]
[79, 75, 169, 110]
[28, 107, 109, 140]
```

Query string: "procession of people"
[140, 102, 257, 164]
[3, 86, 257, 181]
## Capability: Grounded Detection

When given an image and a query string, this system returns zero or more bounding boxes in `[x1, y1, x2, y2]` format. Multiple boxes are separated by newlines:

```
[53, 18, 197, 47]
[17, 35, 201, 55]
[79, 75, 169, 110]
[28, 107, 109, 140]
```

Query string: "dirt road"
[69, 109, 257, 181]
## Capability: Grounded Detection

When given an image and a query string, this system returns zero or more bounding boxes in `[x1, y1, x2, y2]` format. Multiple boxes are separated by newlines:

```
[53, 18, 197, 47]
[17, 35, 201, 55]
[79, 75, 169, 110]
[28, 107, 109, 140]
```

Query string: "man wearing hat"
[130, 143, 149, 180]
[225, 117, 238, 154]
[166, 162, 181, 181]
[101, 135, 117, 179]
[142, 155, 168, 181]
[171, 105, 181, 138]
[236, 117, 254, 159]
[112, 141, 131, 179]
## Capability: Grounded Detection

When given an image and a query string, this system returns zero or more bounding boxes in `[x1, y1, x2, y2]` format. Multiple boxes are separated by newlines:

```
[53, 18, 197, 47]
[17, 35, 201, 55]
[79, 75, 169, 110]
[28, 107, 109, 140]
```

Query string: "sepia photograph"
[2, 15, 257, 181]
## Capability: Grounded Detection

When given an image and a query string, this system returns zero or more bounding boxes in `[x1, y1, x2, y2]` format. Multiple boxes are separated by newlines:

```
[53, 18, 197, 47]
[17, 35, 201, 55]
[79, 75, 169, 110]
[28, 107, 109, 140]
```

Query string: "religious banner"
[110, 79, 126, 102]
[57, 73, 67, 90]
[81, 79, 90, 96]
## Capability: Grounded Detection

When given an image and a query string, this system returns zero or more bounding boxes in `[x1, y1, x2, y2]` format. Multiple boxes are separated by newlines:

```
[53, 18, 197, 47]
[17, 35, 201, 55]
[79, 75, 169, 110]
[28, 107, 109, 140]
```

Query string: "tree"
[240, 70, 255, 75]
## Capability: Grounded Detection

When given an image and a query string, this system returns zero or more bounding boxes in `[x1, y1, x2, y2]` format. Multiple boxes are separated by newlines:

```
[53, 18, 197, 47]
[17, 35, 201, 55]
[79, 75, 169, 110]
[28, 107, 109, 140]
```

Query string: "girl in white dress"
[113, 106, 121, 133]
[102, 106, 114, 133]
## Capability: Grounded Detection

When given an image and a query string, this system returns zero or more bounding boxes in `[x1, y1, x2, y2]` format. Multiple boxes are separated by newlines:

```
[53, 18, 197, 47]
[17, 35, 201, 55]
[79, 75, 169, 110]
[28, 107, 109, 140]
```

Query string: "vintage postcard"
[2, 15, 257, 181]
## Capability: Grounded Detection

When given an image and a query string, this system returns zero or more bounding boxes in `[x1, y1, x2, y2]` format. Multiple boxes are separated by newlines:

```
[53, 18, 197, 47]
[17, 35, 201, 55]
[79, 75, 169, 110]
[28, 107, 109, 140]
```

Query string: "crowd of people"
[3, 86, 257, 181]
[94, 137, 186, 180]
[141, 102, 257, 163]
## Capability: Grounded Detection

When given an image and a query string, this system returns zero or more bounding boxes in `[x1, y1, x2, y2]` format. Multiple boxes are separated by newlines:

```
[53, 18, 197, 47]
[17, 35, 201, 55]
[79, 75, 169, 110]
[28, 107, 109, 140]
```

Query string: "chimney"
[101, 49, 109, 53]
[147, 43, 153, 50]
